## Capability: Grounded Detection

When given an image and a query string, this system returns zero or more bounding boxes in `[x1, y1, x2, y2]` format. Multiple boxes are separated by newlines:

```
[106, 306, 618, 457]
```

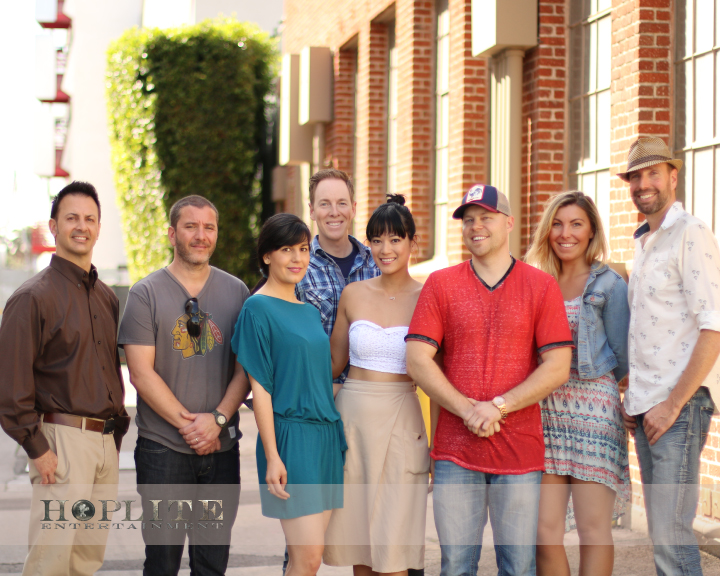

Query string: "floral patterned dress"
[541, 296, 630, 528]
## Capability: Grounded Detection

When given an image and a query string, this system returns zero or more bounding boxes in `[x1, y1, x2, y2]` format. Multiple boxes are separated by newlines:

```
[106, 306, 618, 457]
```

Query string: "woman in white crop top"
[323, 195, 430, 576]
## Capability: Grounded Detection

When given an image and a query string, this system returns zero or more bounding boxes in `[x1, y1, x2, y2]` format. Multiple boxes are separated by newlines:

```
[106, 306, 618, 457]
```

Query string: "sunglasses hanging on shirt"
[185, 298, 202, 337]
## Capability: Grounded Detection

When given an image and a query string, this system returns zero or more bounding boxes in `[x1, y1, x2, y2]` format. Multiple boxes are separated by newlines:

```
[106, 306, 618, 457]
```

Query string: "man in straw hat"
[618, 136, 720, 575]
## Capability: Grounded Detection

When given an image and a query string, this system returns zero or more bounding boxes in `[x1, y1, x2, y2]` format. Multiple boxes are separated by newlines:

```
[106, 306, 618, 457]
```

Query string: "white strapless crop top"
[348, 320, 409, 374]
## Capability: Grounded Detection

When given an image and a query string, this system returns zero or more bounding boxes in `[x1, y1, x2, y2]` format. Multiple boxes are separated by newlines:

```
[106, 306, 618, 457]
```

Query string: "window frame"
[674, 0, 720, 232]
[568, 2, 612, 235]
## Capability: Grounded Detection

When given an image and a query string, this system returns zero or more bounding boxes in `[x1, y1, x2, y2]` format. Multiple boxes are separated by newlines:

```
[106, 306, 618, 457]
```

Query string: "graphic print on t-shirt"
[171, 308, 223, 359]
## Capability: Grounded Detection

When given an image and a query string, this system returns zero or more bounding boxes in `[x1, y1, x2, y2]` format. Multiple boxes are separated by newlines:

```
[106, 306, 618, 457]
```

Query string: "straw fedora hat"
[616, 136, 683, 182]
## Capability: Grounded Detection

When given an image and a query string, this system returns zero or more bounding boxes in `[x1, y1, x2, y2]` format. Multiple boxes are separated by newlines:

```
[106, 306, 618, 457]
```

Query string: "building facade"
[32, 0, 284, 285]
[276, 0, 720, 540]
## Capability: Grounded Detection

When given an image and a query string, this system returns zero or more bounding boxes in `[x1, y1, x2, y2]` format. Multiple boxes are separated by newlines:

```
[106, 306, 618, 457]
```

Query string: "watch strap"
[212, 409, 228, 428]
[491, 398, 508, 419]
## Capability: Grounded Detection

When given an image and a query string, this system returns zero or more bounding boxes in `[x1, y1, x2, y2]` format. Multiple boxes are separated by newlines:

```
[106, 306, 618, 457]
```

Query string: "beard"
[632, 185, 672, 216]
[176, 239, 215, 266]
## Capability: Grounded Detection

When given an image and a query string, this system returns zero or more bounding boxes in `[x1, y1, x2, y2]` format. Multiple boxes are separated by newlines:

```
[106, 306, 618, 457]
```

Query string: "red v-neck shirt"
[407, 259, 572, 474]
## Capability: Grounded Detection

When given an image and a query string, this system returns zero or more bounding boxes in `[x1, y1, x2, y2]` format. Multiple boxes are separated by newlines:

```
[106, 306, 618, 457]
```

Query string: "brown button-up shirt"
[0, 255, 128, 458]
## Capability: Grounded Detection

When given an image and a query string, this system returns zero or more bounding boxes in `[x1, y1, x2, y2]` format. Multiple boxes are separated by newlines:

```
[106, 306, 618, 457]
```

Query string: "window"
[675, 0, 720, 231]
[569, 0, 611, 234]
[434, 0, 450, 257]
[387, 26, 398, 194]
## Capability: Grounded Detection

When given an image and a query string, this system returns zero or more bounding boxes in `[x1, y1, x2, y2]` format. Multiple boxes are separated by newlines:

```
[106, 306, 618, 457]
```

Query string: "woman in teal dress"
[231, 213, 346, 576]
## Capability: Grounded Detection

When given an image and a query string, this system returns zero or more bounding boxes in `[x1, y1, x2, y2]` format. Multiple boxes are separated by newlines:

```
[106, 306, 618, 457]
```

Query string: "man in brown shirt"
[0, 181, 129, 576]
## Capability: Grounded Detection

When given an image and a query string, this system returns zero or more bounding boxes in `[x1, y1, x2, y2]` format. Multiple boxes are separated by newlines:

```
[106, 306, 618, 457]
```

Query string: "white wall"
[61, 0, 143, 283]
[195, 0, 284, 34]
[142, 0, 194, 28]
[56, 0, 282, 284]
[142, 0, 285, 34]
[0, 4, 54, 242]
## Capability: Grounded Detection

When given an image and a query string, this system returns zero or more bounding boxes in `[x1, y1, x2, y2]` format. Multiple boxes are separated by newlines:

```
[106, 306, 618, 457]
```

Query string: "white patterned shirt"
[626, 202, 720, 415]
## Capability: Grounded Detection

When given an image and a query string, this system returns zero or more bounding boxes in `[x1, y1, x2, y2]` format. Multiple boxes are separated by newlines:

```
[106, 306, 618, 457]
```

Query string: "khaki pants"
[23, 421, 119, 576]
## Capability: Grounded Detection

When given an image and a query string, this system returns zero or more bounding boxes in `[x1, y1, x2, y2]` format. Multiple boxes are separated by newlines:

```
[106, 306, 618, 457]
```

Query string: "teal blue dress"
[231, 294, 346, 519]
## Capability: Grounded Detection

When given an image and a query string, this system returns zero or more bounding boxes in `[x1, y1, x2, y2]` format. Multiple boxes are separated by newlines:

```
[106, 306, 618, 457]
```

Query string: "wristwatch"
[491, 396, 508, 419]
[212, 409, 228, 428]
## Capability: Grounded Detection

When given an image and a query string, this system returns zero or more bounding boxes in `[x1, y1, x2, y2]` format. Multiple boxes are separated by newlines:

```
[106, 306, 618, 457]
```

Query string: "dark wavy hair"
[51, 181, 101, 221]
[252, 213, 311, 293]
[366, 194, 416, 240]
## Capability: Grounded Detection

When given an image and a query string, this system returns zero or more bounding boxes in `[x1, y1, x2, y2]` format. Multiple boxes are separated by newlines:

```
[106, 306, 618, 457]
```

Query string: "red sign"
[31, 224, 56, 254]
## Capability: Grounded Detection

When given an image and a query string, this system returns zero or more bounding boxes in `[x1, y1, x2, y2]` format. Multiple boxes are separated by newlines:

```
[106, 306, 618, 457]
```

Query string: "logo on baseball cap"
[452, 184, 512, 219]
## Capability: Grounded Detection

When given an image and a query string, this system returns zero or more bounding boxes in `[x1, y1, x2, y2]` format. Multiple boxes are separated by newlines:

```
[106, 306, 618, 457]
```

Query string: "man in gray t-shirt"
[118, 195, 250, 576]
[119, 266, 248, 452]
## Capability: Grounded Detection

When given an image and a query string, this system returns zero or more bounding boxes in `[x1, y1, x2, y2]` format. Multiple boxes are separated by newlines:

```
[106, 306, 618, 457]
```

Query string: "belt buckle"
[102, 418, 116, 434]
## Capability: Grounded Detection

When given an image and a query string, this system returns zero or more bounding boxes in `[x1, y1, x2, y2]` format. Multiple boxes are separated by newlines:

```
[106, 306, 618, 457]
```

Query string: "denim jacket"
[575, 262, 630, 382]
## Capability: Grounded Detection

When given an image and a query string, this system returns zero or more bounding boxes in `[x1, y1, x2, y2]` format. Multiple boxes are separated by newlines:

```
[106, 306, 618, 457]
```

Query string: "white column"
[490, 48, 524, 258]
[312, 123, 325, 175]
[298, 163, 312, 225]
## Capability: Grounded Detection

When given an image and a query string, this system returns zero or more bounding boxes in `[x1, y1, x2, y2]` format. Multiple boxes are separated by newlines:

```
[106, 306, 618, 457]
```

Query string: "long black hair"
[252, 213, 311, 294]
[366, 194, 416, 240]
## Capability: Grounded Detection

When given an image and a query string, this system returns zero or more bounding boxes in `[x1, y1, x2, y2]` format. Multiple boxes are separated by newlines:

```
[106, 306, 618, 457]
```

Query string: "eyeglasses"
[185, 298, 201, 337]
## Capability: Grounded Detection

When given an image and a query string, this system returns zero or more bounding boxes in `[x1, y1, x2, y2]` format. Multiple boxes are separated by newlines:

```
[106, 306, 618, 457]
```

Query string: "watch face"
[493, 396, 505, 406]
[217, 414, 227, 425]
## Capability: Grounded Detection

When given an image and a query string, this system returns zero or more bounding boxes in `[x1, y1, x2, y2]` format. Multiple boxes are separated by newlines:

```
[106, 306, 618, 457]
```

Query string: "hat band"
[626, 154, 673, 171]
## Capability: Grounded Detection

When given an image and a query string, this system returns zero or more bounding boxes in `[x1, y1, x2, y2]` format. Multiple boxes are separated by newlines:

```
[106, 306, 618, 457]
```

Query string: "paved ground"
[1, 400, 720, 575]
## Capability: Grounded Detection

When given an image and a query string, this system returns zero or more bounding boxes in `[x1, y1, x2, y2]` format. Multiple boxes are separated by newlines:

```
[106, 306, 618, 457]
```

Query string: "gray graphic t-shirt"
[118, 267, 249, 453]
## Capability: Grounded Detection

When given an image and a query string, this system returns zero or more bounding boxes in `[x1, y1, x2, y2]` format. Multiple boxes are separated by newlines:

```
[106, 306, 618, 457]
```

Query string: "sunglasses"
[185, 298, 201, 337]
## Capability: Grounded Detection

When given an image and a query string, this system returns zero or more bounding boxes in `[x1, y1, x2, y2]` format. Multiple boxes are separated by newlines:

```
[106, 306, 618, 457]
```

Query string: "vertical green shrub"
[106, 19, 277, 284]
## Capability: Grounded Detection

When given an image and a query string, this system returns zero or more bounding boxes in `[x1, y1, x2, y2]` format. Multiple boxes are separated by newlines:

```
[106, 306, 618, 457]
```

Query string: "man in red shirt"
[406, 184, 572, 576]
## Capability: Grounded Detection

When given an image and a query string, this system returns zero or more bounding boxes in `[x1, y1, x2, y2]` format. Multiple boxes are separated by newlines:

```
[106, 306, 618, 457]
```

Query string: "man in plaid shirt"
[295, 169, 379, 380]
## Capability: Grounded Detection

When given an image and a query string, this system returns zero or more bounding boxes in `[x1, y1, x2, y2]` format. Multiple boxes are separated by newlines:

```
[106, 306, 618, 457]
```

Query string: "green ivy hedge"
[106, 19, 277, 284]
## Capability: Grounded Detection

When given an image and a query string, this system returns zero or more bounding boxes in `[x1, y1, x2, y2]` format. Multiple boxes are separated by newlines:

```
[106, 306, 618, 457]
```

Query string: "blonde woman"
[525, 192, 630, 576]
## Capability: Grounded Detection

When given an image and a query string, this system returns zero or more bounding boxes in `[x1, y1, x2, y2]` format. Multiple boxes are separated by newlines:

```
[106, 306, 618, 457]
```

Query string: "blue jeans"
[135, 437, 240, 576]
[634, 387, 715, 576]
[433, 460, 542, 576]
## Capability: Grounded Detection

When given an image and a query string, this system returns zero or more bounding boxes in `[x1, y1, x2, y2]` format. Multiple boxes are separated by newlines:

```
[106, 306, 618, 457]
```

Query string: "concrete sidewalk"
[1, 408, 719, 575]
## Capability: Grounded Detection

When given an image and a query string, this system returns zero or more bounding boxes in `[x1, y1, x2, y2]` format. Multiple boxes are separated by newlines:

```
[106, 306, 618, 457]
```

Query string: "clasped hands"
[462, 398, 504, 437]
[179, 411, 222, 455]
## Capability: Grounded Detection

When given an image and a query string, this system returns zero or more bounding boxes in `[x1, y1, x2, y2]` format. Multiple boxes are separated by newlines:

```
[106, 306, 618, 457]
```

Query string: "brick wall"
[281, 0, 720, 533]
[281, 0, 395, 216]
[354, 21, 389, 236]
[700, 419, 720, 523]
[279, 0, 482, 263]
[520, 0, 568, 253]
[446, 0, 486, 265]
[282, 0, 440, 251]
[325, 49, 356, 174]
[609, 0, 672, 265]
[394, 0, 435, 260]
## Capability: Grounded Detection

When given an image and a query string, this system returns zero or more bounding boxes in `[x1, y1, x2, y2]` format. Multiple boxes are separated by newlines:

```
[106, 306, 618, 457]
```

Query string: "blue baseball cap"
[452, 184, 512, 219]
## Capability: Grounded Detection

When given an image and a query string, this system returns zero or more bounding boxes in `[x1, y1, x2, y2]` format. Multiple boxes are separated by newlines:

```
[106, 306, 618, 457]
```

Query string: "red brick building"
[275, 0, 720, 539]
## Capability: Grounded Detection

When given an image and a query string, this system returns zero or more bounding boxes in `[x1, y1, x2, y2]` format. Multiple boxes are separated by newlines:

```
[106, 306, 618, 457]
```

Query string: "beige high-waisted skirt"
[323, 379, 430, 572]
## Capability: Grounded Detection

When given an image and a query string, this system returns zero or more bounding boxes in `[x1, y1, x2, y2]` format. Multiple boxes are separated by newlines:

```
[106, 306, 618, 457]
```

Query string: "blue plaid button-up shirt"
[296, 235, 379, 381]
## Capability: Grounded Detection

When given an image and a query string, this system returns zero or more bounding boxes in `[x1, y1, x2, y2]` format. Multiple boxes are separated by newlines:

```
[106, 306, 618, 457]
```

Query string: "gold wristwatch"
[491, 396, 508, 419]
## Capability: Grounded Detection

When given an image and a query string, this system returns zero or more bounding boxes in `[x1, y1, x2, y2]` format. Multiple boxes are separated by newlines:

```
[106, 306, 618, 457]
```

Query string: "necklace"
[389, 296, 396, 300]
